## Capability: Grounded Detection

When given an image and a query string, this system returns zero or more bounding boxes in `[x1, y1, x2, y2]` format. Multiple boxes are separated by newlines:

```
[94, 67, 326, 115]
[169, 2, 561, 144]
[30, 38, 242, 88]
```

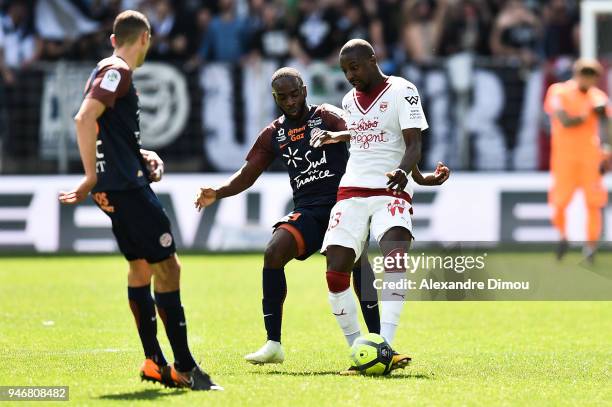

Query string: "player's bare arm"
[593, 105, 612, 148]
[195, 160, 264, 211]
[309, 128, 350, 148]
[594, 105, 612, 174]
[555, 109, 587, 128]
[411, 162, 450, 186]
[58, 98, 106, 204]
[140, 149, 164, 182]
[386, 128, 422, 193]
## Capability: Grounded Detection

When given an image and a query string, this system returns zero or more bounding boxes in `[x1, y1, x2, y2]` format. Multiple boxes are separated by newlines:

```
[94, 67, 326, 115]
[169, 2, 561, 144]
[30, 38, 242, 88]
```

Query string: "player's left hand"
[385, 169, 408, 194]
[141, 149, 164, 182]
[310, 128, 332, 148]
[432, 162, 450, 184]
[58, 175, 97, 204]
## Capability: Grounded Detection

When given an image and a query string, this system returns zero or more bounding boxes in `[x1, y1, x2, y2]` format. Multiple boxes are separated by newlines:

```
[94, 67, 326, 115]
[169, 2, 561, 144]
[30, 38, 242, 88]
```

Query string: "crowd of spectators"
[0, 0, 582, 81]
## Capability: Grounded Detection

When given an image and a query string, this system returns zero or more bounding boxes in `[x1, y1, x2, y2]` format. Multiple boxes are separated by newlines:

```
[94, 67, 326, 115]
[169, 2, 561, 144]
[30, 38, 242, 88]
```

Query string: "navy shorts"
[273, 205, 333, 260]
[91, 185, 176, 263]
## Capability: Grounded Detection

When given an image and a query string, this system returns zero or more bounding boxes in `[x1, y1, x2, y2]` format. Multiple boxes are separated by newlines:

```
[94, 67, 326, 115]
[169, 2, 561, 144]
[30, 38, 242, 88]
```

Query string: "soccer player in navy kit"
[59, 10, 220, 391]
[194, 67, 449, 364]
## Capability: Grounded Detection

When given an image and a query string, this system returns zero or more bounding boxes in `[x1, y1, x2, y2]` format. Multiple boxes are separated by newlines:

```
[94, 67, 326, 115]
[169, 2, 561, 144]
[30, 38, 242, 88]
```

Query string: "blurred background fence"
[2, 0, 611, 175]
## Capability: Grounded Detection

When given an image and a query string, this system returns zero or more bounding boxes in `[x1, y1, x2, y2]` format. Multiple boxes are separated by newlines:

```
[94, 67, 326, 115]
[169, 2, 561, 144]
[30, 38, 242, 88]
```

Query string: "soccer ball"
[349, 333, 393, 375]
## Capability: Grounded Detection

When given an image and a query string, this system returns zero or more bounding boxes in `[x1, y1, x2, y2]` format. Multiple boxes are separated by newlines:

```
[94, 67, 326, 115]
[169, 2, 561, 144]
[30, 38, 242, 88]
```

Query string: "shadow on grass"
[255, 370, 433, 380]
[98, 388, 188, 401]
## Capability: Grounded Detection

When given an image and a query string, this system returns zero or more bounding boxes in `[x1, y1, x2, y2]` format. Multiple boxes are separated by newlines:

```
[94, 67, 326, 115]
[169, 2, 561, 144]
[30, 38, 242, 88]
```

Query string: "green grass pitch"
[0, 253, 610, 406]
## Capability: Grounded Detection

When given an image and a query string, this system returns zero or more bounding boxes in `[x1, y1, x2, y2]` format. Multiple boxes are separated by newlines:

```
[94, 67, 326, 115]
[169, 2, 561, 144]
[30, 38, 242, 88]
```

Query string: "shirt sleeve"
[319, 104, 347, 131]
[85, 66, 132, 108]
[245, 125, 277, 170]
[397, 83, 428, 131]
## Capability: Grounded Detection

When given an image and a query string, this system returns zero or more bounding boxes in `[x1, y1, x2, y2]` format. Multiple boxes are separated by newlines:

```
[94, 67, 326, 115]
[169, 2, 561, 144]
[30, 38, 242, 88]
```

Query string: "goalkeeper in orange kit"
[544, 58, 611, 263]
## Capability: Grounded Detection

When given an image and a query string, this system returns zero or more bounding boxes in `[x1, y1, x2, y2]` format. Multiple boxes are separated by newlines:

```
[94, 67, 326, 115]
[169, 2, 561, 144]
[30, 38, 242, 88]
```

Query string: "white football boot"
[244, 340, 285, 364]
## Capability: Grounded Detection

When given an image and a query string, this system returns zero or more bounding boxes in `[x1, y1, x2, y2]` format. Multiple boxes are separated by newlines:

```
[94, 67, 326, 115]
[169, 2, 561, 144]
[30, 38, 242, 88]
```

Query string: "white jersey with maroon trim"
[339, 76, 428, 197]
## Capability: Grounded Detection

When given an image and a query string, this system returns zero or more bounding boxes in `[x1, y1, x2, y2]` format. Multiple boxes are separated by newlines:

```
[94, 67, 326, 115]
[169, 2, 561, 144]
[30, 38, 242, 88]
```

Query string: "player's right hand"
[59, 175, 97, 205]
[195, 187, 217, 211]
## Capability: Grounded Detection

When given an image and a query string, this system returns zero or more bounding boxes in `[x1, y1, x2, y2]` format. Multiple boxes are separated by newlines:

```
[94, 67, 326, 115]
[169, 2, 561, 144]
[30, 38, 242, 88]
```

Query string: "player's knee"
[263, 242, 292, 268]
[151, 255, 181, 291]
[326, 245, 355, 273]
[381, 226, 412, 243]
[128, 260, 152, 286]
[326, 270, 351, 293]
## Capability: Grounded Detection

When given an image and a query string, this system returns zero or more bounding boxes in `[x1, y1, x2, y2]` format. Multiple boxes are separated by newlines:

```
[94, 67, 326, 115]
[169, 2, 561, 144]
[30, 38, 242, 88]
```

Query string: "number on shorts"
[288, 212, 301, 222]
[92, 192, 115, 213]
[327, 211, 342, 231]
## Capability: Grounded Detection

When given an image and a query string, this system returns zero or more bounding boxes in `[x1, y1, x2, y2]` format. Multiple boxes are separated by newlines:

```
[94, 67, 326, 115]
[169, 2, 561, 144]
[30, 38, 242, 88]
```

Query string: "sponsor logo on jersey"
[291, 133, 304, 142]
[293, 150, 335, 189]
[350, 131, 388, 149]
[350, 118, 379, 131]
[405, 96, 419, 105]
[307, 117, 322, 128]
[282, 146, 302, 168]
[288, 126, 306, 136]
[95, 140, 106, 173]
[379, 101, 389, 112]
[276, 128, 286, 142]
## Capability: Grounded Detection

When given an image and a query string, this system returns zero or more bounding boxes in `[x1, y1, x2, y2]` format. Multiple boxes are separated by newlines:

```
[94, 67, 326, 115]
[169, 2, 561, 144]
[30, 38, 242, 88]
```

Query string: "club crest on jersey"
[307, 117, 322, 128]
[159, 233, 173, 248]
[276, 128, 286, 142]
[387, 199, 407, 216]
[379, 101, 388, 112]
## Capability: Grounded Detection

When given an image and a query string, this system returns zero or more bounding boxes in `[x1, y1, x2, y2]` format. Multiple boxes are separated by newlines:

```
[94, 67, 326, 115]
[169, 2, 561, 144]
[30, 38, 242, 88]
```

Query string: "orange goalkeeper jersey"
[544, 80, 608, 161]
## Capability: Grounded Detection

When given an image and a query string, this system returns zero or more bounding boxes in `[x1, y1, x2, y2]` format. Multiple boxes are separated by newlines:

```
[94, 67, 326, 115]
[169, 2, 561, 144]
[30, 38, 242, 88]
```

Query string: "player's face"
[340, 52, 374, 92]
[576, 73, 598, 92]
[272, 77, 307, 120]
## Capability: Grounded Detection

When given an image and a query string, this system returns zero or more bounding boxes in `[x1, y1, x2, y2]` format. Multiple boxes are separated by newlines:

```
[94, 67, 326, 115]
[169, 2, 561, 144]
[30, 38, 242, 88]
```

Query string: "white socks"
[328, 288, 361, 346]
[380, 272, 407, 346]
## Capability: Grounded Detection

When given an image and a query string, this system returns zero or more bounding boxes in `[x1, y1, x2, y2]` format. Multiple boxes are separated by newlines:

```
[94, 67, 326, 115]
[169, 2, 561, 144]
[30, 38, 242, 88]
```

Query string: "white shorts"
[321, 195, 413, 259]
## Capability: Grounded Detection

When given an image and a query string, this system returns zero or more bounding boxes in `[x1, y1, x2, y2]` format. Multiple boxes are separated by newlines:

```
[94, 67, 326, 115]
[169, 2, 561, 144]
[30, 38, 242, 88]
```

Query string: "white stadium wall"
[1, 174, 612, 253]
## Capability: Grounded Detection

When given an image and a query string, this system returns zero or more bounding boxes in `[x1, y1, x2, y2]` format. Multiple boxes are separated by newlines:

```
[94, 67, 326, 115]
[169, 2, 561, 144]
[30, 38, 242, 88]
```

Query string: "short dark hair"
[271, 67, 303, 87]
[340, 39, 375, 59]
[113, 10, 150, 47]
[573, 58, 603, 77]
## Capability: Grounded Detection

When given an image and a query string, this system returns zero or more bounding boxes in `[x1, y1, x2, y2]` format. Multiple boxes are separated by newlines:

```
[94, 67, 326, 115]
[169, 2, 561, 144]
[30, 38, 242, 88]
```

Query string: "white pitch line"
[2, 348, 135, 356]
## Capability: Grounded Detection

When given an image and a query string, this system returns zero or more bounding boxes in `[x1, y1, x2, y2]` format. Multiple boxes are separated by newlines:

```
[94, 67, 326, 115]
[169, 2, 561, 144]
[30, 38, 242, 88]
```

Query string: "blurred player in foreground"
[311, 39, 442, 374]
[59, 10, 221, 391]
[544, 58, 611, 263]
[195, 67, 449, 365]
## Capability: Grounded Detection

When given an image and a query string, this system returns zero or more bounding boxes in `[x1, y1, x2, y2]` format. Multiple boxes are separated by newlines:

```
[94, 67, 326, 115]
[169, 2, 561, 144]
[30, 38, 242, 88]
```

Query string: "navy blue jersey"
[84, 55, 149, 193]
[246, 104, 348, 207]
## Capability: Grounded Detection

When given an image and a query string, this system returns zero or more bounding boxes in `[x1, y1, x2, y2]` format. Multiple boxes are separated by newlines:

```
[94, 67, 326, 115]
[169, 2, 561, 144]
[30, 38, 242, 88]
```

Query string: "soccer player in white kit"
[311, 39, 438, 374]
